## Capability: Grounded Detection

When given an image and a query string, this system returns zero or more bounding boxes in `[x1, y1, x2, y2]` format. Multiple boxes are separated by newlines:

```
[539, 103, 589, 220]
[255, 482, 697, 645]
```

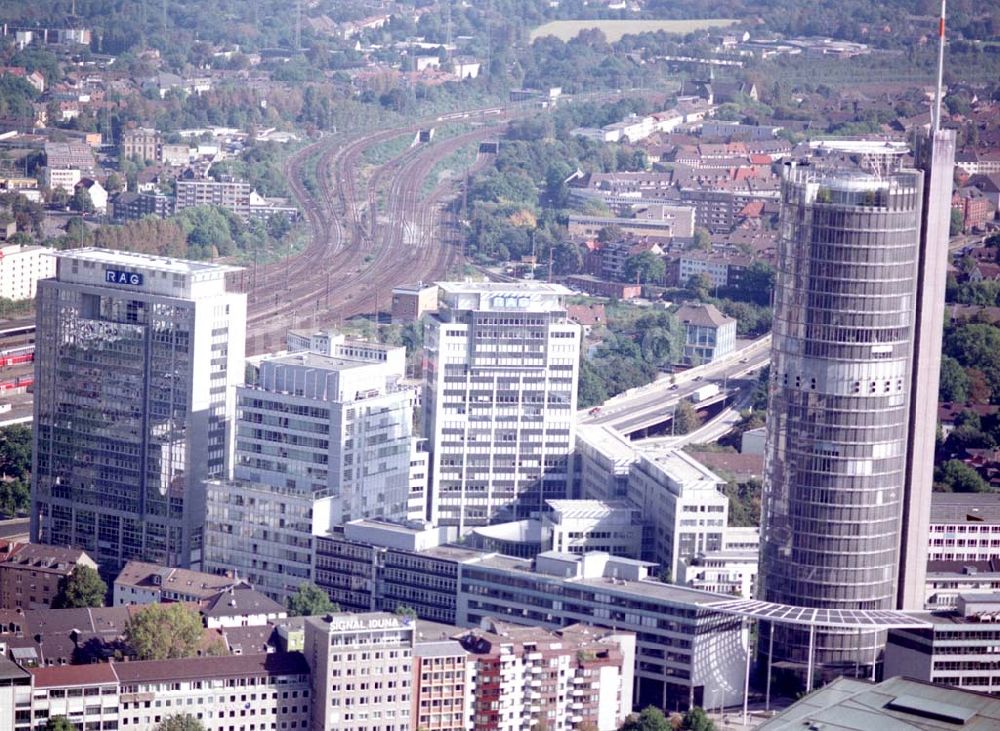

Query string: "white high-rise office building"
[424, 282, 581, 531]
[204, 332, 421, 600]
[32, 248, 246, 573]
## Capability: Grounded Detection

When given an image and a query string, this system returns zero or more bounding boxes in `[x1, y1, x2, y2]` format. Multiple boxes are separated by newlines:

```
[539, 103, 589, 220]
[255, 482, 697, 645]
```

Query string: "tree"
[944, 323, 1000, 397]
[0, 424, 32, 480]
[578, 358, 610, 409]
[939, 356, 970, 403]
[686, 274, 713, 302]
[682, 707, 715, 731]
[155, 715, 205, 731]
[934, 459, 991, 493]
[105, 173, 124, 194]
[673, 401, 703, 435]
[722, 261, 775, 306]
[950, 208, 964, 237]
[619, 706, 672, 731]
[71, 186, 95, 214]
[551, 241, 583, 274]
[125, 602, 205, 660]
[691, 227, 712, 251]
[52, 565, 107, 609]
[286, 582, 338, 617]
[624, 251, 665, 285]
[45, 718, 76, 731]
[597, 224, 624, 243]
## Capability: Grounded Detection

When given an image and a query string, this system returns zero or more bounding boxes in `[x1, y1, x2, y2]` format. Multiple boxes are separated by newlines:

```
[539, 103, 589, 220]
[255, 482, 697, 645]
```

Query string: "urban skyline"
[3, 0, 999, 726]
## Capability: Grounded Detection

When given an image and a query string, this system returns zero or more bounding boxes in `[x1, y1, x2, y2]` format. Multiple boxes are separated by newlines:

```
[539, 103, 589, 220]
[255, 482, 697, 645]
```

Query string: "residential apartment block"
[0, 543, 96, 610]
[112, 560, 247, 606]
[0, 244, 55, 302]
[111, 192, 174, 221]
[21, 653, 311, 731]
[456, 619, 634, 731]
[175, 177, 252, 219]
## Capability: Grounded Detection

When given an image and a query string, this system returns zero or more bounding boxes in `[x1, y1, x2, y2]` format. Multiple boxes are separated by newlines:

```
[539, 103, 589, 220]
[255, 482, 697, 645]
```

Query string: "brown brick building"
[0, 543, 97, 610]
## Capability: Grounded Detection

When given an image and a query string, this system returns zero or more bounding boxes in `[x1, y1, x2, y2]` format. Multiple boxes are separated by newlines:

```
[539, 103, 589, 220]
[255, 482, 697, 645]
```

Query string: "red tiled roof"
[749, 154, 772, 165]
[31, 663, 118, 688]
[566, 304, 606, 327]
[112, 652, 309, 684]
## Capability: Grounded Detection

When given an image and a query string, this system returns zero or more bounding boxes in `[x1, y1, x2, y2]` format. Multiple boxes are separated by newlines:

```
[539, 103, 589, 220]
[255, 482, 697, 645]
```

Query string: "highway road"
[580, 335, 771, 436]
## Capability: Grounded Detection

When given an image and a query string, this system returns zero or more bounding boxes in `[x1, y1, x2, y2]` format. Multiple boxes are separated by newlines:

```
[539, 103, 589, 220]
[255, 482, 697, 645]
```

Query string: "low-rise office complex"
[928, 493, 1000, 563]
[886, 593, 1000, 694]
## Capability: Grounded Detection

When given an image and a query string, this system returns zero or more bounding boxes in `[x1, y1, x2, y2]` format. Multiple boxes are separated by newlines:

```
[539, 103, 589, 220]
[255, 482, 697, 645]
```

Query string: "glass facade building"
[31, 249, 246, 574]
[759, 165, 925, 673]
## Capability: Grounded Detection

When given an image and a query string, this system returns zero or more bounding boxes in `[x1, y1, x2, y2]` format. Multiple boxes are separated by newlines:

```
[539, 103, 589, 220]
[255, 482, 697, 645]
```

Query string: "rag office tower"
[758, 131, 955, 678]
[31, 249, 246, 574]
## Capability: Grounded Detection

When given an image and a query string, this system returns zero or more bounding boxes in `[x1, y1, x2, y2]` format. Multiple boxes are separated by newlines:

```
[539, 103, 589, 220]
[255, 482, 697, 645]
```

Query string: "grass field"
[530, 19, 737, 43]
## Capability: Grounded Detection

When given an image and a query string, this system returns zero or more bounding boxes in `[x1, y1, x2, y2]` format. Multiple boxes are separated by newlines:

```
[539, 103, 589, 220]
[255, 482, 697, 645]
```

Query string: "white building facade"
[425, 283, 581, 531]
[204, 333, 420, 602]
[304, 612, 415, 731]
[0, 244, 55, 301]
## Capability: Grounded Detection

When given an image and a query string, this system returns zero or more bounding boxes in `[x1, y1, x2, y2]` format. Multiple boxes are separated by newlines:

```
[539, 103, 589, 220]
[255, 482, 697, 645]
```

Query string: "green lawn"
[530, 19, 737, 43]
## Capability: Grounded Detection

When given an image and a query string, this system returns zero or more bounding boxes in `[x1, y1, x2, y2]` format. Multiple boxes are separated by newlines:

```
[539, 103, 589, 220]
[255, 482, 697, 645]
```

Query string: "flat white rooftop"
[56, 247, 241, 276]
[545, 499, 641, 520]
[576, 424, 638, 465]
[268, 351, 371, 372]
[640, 448, 724, 488]
[437, 281, 572, 296]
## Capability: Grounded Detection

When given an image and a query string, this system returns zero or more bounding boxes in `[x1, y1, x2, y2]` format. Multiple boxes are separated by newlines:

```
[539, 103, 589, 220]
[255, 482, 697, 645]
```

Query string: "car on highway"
[588, 407, 602, 416]
[669, 384, 678, 391]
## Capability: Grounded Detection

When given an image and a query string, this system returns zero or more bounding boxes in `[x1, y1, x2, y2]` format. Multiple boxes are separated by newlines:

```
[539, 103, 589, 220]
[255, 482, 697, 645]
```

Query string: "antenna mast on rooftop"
[932, 0, 946, 134]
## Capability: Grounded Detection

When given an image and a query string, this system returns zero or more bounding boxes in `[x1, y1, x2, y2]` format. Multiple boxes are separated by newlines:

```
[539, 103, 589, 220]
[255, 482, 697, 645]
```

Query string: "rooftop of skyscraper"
[56, 247, 241, 276]
[437, 281, 573, 296]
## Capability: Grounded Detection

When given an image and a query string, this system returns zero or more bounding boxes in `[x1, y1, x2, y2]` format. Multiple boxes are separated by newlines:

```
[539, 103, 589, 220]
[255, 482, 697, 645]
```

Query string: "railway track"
[245, 114, 505, 354]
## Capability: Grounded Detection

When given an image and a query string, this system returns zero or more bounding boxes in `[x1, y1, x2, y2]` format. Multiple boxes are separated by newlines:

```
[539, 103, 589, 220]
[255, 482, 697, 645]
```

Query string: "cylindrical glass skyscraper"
[759, 163, 925, 675]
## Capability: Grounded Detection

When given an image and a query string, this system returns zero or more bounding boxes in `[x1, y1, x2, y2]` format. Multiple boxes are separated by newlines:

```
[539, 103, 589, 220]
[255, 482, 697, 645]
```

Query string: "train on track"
[0, 345, 34, 368]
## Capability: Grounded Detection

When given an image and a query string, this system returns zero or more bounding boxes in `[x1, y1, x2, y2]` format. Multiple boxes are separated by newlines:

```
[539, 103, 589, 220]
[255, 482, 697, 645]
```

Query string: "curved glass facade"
[759, 165, 924, 671]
